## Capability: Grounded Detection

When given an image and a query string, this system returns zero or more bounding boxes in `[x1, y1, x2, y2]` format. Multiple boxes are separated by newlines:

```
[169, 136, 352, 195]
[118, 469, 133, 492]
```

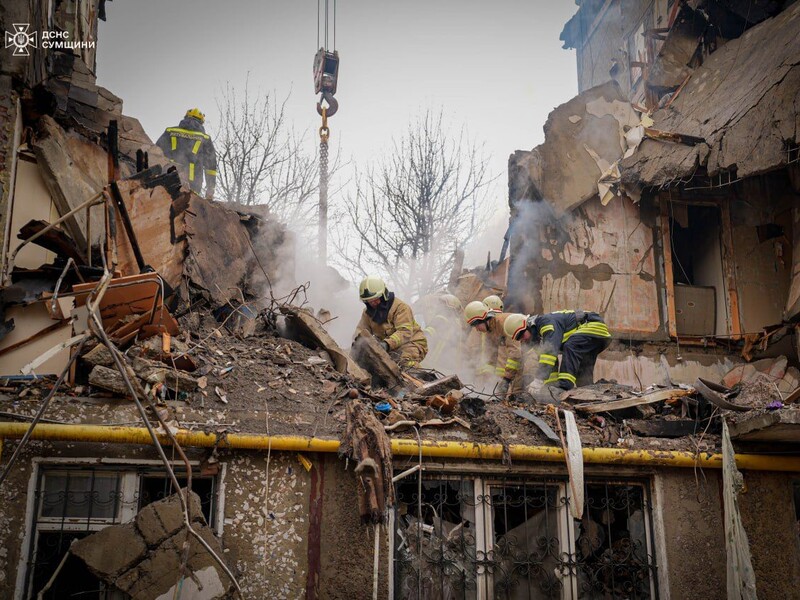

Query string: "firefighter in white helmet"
[354, 276, 428, 368]
[504, 310, 611, 403]
[464, 300, 521, 399]
[483, 295, 504, 311]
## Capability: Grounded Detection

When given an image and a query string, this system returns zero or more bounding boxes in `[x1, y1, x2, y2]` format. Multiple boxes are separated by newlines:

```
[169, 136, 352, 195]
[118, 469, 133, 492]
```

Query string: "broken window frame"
[659, 195, 742, 341]
[391, 472, 659, 600]
[15, 459, 222, 600]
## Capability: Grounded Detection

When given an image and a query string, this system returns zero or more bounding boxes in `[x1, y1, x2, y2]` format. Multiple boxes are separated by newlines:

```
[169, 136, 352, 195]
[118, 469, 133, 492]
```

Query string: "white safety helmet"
[359, 275, 388, 302]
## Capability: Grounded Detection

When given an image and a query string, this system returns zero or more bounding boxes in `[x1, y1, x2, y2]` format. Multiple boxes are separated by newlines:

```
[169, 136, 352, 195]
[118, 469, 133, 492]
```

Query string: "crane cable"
[316, 0, 337, 263]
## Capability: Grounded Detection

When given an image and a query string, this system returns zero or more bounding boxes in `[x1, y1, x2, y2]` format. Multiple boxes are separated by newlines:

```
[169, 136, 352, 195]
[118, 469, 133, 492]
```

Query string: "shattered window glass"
[574, 483, 654, 599]
[393, 476, 657, 600]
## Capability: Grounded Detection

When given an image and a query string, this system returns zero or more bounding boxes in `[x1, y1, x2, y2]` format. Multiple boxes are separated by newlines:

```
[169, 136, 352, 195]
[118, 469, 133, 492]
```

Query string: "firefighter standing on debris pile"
[156, 108, 218, 199]
[464, 299, 522, 400]
[420, 294, 465, 370]
[354, 276, 428, 368]
[504, 310, 611, 403]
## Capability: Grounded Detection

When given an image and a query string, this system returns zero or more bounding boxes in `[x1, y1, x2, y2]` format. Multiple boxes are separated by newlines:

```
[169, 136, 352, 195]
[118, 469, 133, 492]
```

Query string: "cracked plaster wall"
[0, 397, 384, 599]
[508, 195, 663, 341]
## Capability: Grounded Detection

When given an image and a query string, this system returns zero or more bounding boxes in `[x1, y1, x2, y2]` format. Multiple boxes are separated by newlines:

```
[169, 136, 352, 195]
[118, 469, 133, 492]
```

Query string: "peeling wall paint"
[510, 196, 662, 338]
[222, 452, 309, 599]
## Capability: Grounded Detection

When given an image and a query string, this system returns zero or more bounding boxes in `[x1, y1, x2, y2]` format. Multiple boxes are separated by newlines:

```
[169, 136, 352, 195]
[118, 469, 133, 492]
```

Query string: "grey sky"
[97, 1, 577, 262]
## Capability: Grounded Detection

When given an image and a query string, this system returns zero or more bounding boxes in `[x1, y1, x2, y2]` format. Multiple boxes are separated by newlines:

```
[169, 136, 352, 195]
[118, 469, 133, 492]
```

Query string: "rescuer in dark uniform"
[156, 108, 217, 199]
[504, 310, 611, 402]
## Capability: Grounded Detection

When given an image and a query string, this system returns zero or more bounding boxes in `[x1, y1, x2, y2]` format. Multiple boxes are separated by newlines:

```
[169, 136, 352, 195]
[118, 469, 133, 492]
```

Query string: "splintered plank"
[563, 411, 584, 519]
[18, 219, 85, 264]
[573, 388, 694, 414]
[282, 307, 370, 385]
[414, 374, 462, 397]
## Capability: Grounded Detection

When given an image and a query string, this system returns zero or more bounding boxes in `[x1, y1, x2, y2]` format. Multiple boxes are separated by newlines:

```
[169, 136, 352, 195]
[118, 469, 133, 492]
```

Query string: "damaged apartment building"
[2, 1, 800, 600]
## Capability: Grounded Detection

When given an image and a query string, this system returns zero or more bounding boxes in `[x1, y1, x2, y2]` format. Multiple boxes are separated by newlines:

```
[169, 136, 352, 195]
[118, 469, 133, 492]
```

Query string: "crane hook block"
[313, 48, 339, 96]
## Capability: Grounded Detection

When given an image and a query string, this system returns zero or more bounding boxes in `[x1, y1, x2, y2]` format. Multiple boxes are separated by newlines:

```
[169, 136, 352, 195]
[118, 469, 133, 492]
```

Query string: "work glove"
[380, 340, 390, 352]
[526, 378, 545, 395]
[495, 378, 511, 398]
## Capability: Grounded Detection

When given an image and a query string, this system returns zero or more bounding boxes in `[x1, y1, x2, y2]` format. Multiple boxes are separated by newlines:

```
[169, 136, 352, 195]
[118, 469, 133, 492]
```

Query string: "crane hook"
[316, 91, 338, 117]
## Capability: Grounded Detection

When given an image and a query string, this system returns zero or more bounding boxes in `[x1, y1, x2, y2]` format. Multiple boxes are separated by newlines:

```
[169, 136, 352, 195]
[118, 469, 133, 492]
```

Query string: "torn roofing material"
[620, 3, 800, 189]
[509, 81, 639, 215]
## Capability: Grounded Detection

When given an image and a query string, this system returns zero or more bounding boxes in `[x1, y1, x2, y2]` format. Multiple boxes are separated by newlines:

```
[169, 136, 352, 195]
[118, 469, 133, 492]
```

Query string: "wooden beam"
[720, 201, 742, 339]
[573, 388, 693, 414]
[659, 196, 678, 338]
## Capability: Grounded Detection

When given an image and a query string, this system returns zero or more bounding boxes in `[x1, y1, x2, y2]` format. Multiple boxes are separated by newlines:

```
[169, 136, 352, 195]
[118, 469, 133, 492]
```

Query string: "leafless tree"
[335, 109, 493, 299]
[214, 80, 327, 225]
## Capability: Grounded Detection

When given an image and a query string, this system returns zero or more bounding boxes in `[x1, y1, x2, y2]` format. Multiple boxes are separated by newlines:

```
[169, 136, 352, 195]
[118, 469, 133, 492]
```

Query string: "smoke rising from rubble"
[266, 227, 363, 349]
[505, 199, 560, 313]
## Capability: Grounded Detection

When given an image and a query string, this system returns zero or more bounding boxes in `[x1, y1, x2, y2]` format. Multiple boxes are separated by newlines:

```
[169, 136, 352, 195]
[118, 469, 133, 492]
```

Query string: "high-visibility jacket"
[156, 118, 217, 197]
[531, 310, 611, 382]
[355, 297, 428, 366]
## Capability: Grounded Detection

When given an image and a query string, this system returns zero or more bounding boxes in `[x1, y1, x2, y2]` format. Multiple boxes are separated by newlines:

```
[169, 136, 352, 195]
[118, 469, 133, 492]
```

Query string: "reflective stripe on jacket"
[355, 297, 428, 353]
[156, 124, 218, 196]
[533, 310, 610, 380]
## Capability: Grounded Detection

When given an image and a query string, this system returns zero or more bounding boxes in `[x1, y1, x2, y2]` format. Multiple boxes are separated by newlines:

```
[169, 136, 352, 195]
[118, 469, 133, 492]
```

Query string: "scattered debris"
[572, 387, 693, 414]
[282, 306, 370, 384]
[695, 378, 749, 412]
[512, 408, 559, 443]
[413, 374, 463, 397]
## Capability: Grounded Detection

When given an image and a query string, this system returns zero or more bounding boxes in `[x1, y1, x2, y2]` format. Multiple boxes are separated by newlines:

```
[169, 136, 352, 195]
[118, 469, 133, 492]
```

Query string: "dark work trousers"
[556, 335, 611, 390]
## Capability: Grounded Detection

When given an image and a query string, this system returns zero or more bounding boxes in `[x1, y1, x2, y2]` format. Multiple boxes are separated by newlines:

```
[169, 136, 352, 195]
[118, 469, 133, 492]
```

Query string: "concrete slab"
[729, 409, 800, 442]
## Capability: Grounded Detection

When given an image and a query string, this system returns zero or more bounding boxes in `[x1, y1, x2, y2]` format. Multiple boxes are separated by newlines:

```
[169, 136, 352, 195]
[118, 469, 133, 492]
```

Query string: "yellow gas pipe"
[0, 422, 798, 471]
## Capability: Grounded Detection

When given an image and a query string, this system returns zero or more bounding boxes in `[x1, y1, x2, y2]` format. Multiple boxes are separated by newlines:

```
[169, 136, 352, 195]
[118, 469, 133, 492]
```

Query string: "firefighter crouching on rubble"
[156, 108, 218, 199]
[504, 310, 611, 403]
[355, 276, 428, 368]
[464, 299, 522, 400]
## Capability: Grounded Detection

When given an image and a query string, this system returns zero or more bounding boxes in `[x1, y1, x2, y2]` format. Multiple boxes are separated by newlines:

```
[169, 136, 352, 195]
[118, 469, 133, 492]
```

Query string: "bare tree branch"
[335, 109, 494, 299]
[214, 76, 343, 229]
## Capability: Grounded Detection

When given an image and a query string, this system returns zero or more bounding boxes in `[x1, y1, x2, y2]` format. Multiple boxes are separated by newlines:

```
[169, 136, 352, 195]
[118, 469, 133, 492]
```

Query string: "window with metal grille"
[22, 465, 217, 600]
[393, 475, 658, 600]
